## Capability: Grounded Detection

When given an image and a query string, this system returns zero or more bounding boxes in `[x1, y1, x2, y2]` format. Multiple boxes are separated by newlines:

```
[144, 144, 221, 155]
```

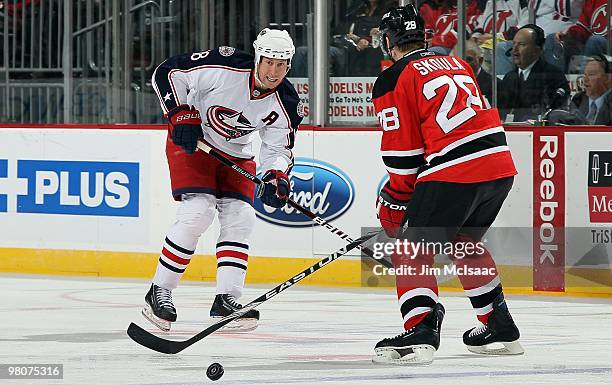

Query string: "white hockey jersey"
[152, 47, 302, 174]
[520, 0, 583, 34]
[473, 0, 525, 34]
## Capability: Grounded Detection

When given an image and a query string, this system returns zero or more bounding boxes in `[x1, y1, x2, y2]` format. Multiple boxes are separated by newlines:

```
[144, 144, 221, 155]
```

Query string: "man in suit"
[464, 39, 495, 106]
[569, 55, 612, 125]
[498, 24, 570, 122]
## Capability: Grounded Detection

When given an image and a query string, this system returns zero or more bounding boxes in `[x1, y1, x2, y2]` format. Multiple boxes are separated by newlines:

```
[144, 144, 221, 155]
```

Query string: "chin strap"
[253, 63, 266, 90]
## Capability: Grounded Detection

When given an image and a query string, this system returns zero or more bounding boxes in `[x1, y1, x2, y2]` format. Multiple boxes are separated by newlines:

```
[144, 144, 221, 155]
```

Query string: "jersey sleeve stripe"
[418, 146, 510, 179]
[274, 92, 292, 129]
[274, 92, 296, 171]
[381, 149, 425, 156]
[385, 166, 420, 175]
[383, 155, 425, 170]
[167, 70, 183, 107]
[425, 126, 505, 163]
[152, 64, 176, 114]
[151, 66, 166, 113]
[426, 131, 508, 170]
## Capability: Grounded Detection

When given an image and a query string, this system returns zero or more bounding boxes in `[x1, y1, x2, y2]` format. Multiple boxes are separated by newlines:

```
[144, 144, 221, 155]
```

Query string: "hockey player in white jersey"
[143, 28, 303, 332]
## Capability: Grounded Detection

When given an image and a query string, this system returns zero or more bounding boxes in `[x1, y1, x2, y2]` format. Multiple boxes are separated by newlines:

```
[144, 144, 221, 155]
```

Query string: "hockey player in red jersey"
[556, 0, 609, 57]
[371, 5, 523, 365]
[143, 29, 302, 332]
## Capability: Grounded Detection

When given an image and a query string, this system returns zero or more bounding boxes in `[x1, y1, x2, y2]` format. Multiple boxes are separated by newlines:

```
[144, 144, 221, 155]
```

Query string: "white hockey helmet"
[253, 28, 295, 70]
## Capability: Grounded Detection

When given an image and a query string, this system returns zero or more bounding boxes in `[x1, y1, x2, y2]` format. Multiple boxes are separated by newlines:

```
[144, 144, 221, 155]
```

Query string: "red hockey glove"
[258, 170, 290, 208]
[376, 184, 409, 238]
[167, 104, 203, 154]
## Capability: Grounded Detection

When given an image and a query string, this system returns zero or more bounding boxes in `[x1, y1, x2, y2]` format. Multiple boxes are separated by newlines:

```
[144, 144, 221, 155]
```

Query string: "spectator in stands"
[464, 39, 496, 105]
[470, 0, 524, 43]
[494, 0, 581, 74]
[420, 0, 482, 55]
[530, 0, 580, 72]
[470, 0, 525, 74]
[291, 0, 397, 77]
[341, 0, 397, 76]
[555, 0, 609, 66]
[497, 24, 570, 122]
[569, 55, 612, 125]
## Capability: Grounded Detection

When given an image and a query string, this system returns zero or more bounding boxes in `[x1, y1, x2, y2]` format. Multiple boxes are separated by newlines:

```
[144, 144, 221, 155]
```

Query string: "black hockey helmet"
[379, 5, 426, 56]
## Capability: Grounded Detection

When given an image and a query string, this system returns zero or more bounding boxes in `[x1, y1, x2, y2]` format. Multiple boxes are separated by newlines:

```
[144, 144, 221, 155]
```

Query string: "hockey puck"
[206, 362, 224, 381]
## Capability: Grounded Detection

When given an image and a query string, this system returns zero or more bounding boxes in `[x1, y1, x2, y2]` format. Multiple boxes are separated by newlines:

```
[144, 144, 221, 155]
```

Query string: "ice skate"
[373, 303, 445, 365]
[142, 284, 177, 332]
[210, 294, 259, 332]
[463, 293, 524, 355]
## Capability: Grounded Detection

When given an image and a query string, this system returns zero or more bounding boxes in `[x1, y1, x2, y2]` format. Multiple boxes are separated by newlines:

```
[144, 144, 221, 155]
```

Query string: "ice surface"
[1, 275, 611, 385]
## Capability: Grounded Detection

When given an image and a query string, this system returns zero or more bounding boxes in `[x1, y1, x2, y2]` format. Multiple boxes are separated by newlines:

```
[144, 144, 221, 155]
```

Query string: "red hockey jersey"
[372, 49, 517, 201]
[567, 0, 608, 43]
[419, 2, 481, 50]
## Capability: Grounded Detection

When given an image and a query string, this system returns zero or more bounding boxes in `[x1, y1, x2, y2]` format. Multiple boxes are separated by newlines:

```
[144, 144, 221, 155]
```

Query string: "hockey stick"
[127, 231, 378, 354]
[195, 140, 392, 268]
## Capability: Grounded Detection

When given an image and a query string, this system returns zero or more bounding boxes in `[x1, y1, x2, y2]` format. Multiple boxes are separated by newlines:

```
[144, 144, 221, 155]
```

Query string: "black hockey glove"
[257, 170, 290, 208]
[167, 104, 203, 154]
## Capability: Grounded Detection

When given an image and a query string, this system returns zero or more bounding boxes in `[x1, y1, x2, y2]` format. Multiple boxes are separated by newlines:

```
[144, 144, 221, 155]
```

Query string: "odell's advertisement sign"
[288, 77, 378, 124]
[588, 151, 612, 222]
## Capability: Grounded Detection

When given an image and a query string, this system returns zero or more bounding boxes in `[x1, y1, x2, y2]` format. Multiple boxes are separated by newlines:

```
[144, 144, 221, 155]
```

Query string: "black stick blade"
[127, 323, 183, 354]
[127, 312, 243, 354]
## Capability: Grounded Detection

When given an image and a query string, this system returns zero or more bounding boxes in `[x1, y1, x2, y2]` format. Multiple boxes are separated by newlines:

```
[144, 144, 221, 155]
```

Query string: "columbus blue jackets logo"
[206, 105, 255, 141]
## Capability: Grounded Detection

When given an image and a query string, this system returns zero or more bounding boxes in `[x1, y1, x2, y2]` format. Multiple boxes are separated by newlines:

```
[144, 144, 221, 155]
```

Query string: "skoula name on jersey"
[0, 160, 139, 217]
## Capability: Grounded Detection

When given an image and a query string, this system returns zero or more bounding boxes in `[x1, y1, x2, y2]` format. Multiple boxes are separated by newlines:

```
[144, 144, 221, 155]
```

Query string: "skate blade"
[467, 340, 524, 355]
[372, 344, 435, 365]
[142, 304, 171, 332]
[212, 316, 258, 333]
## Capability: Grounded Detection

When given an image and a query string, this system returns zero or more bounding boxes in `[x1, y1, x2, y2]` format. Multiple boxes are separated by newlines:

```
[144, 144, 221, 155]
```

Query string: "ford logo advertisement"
[254, 158, 355, 227]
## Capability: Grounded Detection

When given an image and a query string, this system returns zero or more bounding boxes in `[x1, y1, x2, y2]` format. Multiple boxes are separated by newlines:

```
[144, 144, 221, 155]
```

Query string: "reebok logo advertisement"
[254, 158, 354, 227]
[588, 151, 612, 222]
[0, 159, 139, 217]
[533, 133, 565, 291]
